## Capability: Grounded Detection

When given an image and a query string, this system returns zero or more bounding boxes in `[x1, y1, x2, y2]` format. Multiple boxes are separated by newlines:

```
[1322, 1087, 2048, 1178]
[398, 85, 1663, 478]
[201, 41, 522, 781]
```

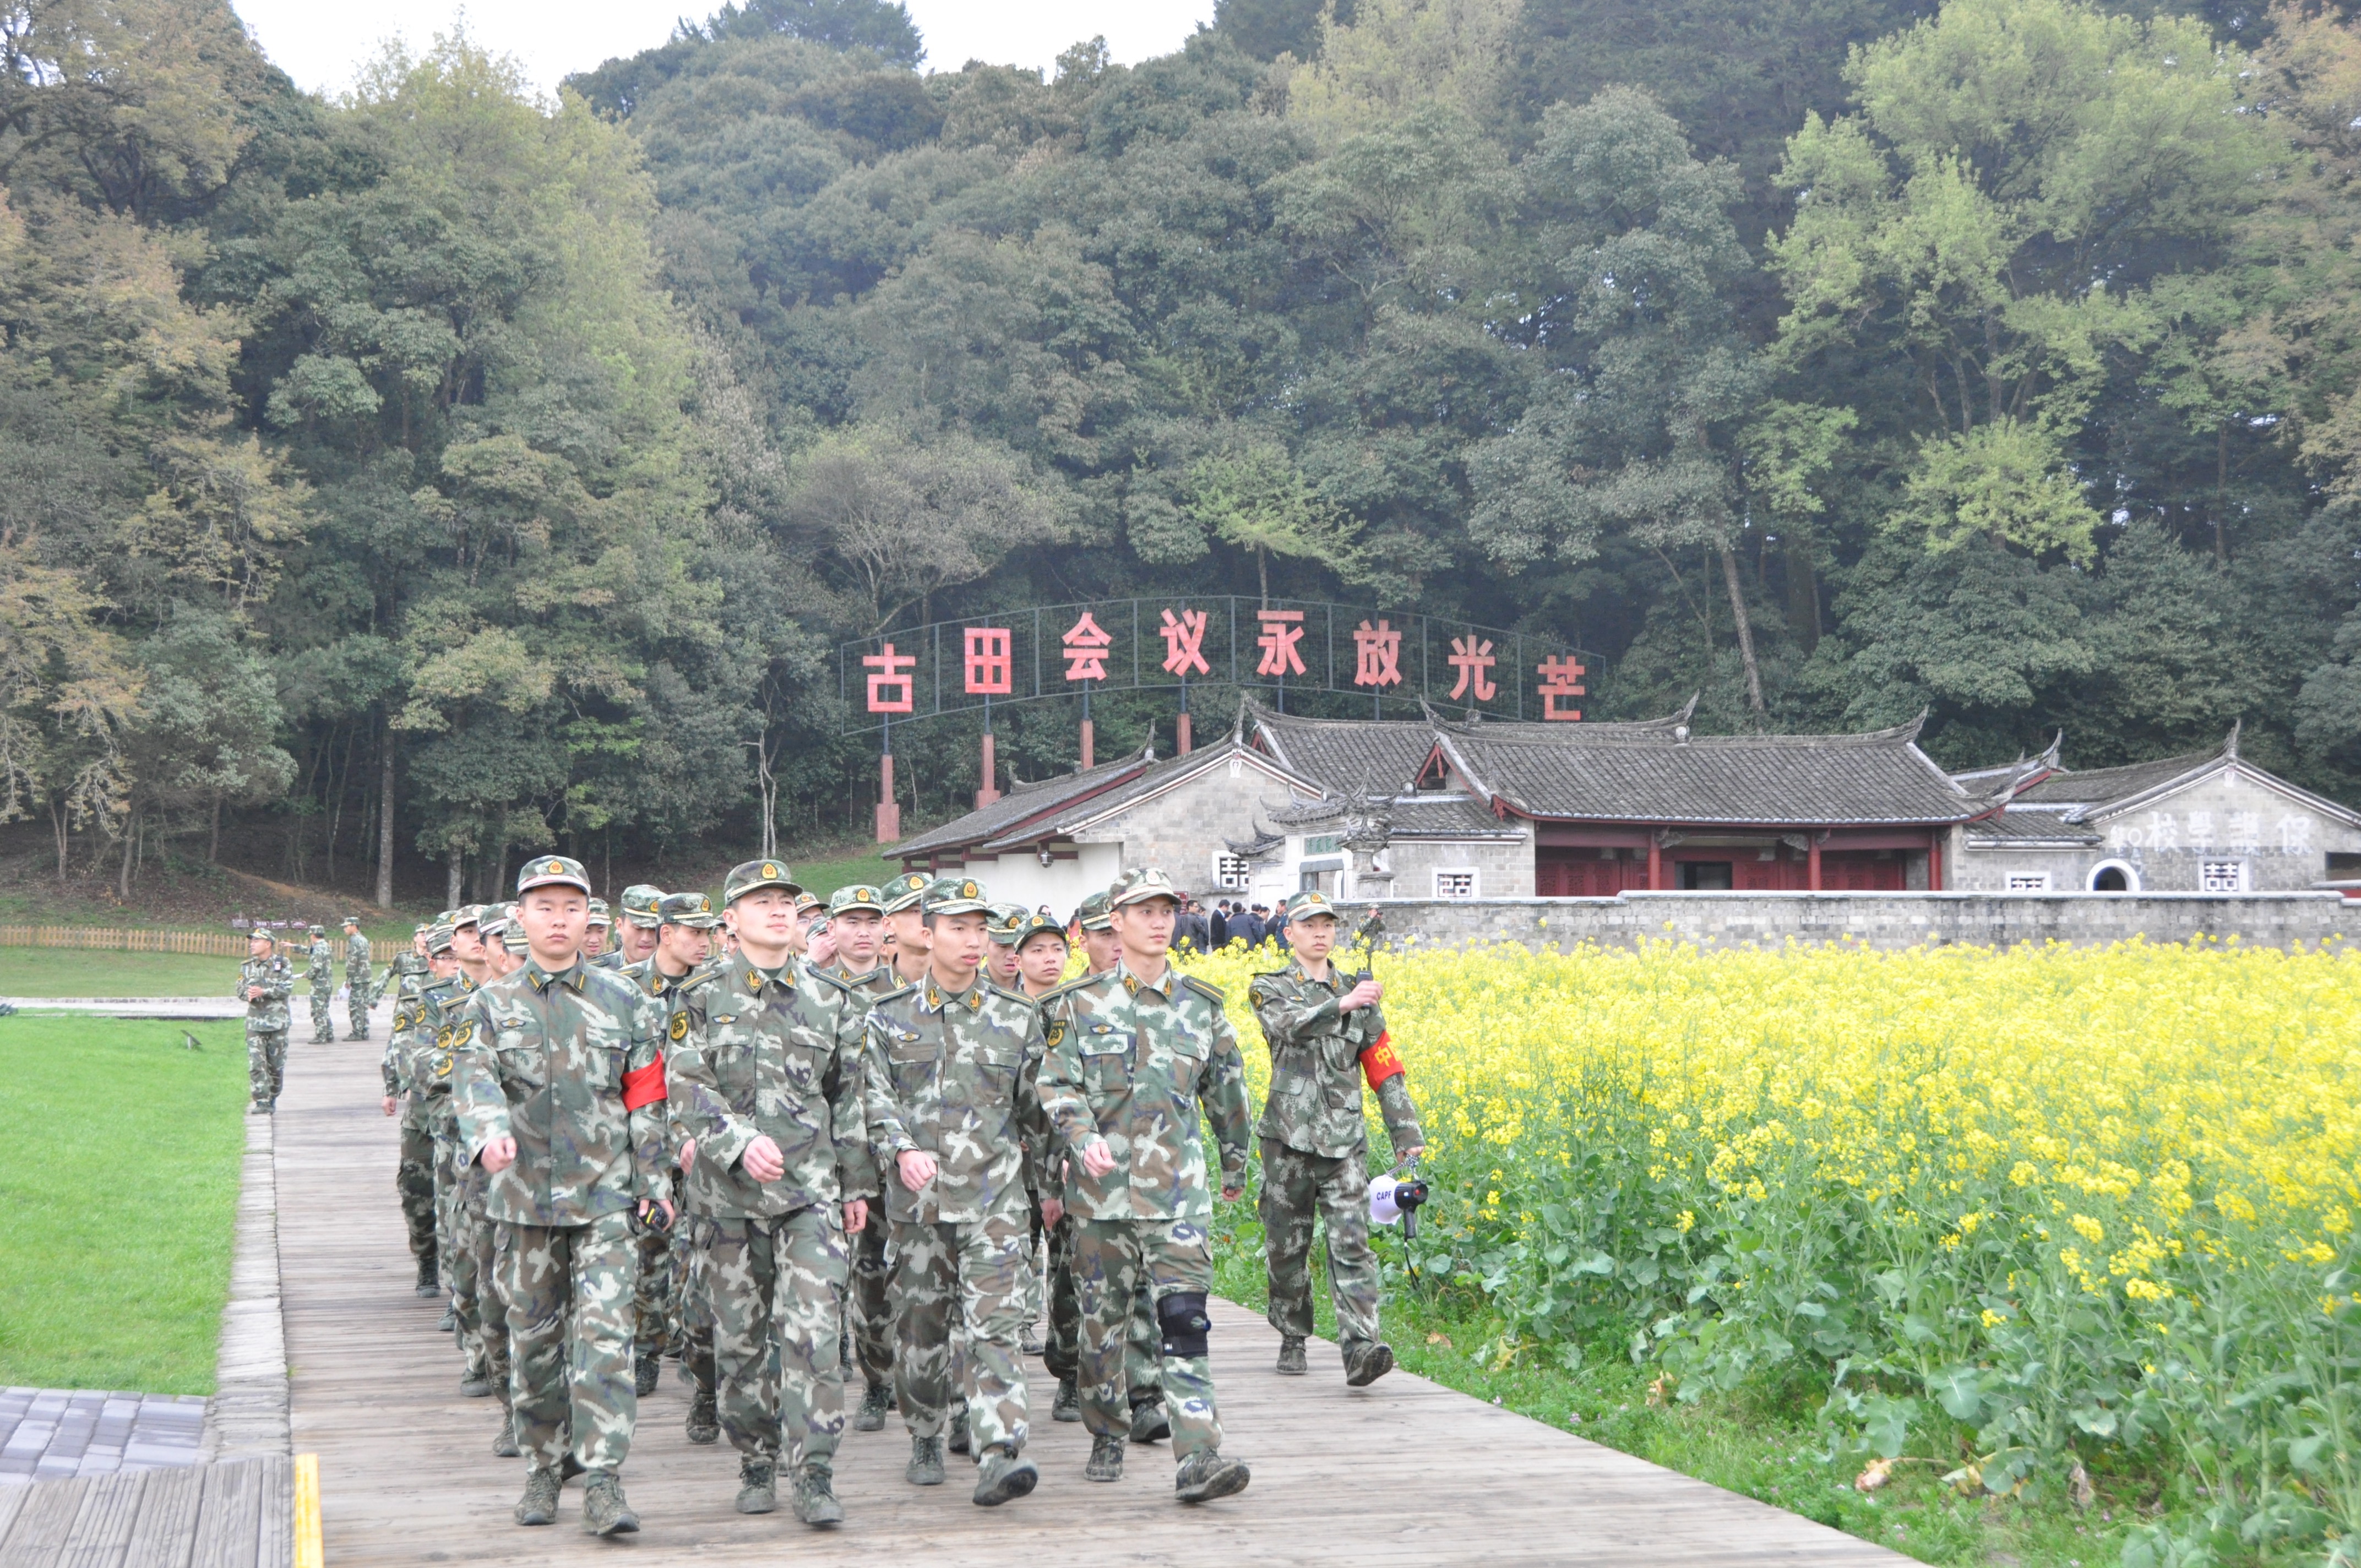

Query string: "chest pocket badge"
[669, 1011, 689, 1043]
[1082, 1023, 1130, 1056]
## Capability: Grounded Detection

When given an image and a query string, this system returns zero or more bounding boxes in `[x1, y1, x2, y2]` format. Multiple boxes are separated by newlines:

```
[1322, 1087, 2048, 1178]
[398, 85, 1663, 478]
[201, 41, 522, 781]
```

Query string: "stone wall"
[1364, 890, 2361, 953]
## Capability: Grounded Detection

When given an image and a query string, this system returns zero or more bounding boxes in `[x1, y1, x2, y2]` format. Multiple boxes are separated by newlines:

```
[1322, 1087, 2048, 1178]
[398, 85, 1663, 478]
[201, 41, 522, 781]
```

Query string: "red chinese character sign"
[863, 643, 915, 714]
[1447, 635, 1497, 703]
[1062, 612, 1113, 682]
[964, 628, 1013, 695]
[1352, 619, 1402, 689]
[1159, 608, 1210, 678]
[1256, 609, 1306, 678]
[1537, 655, 1585, 721]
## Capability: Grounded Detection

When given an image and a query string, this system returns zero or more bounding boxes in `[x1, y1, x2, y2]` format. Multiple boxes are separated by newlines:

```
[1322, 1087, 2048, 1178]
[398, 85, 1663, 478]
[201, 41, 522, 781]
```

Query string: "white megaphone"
[1370, 1174, 1406, 1226]
[1369, 1164, 1429, 1238]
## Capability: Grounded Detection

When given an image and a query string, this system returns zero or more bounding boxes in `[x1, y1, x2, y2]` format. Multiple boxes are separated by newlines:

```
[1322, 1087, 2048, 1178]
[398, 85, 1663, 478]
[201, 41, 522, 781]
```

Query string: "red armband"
[1358, 1031, 1405, 1091]
[622, 1054, 668, 1111]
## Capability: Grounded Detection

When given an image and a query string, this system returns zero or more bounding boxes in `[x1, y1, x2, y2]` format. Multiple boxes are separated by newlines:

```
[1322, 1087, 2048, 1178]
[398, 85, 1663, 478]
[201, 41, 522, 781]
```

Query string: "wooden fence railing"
[0, 927, 372, 959]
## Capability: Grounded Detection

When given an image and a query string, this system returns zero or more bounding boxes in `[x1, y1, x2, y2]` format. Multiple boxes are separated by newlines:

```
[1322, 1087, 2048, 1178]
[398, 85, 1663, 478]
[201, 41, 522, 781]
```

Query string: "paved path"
[276, 1030, 1907, 1566]
[1, 997, 246, 1019]
[0, 1390, 206, 1483]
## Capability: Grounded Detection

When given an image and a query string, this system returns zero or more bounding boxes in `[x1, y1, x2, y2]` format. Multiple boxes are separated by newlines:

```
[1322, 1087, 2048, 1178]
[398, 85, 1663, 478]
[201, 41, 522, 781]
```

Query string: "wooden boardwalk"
[280, 1035, 1905, 1566]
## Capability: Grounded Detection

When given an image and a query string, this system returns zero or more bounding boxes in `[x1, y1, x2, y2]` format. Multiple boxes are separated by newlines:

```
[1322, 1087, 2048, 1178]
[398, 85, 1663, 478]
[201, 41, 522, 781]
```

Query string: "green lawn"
[0, 1016, 248, 1392]
[0, 949, 255, 998]
[779, 847, 905, 900]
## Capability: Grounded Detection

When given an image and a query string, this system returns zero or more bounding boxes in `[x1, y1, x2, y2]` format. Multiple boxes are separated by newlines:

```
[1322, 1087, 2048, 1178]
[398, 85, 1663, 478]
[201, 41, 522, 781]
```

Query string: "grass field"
[0, 1016, 247, 1393]
[0, 949, 253, 997]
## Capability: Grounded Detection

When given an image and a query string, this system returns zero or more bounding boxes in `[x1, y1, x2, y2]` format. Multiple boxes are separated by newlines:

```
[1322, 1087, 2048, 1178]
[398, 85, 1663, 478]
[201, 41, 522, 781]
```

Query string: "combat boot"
[491, 1415, 520, 1458]
[1051, 1376, 1080, 1423]
[459, 1373, 491, 1398]
[580, 1471, 639, 1536]
[414, 1253, 439, 1298]
[1174, 1449, 1252, 1504]
[1344, 1341, 1396, 1387]
[512, 1465, 562, 1526]
[793, 1464, 845, 1526]
[437, 1303, 456, 1333]
[1129, 1398, 1170, 1444]
[906, 1435, 946, 1487]
[684, 1385, 719, 1445]
[633, 1351, 659, 1397]
[947, 1404, 971, 1455]
[855, 1380, 891, 1433]
[734, 1457, 776, 1515]
[1084, 1433, 1125, 1483]
[971, 1446, 1039, 1507]
[1276, 1335, 1307, 1375]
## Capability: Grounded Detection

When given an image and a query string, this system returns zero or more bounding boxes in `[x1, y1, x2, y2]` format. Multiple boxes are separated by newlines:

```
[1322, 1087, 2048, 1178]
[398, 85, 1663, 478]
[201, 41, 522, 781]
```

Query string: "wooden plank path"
[280, 1034, 1906, 1566]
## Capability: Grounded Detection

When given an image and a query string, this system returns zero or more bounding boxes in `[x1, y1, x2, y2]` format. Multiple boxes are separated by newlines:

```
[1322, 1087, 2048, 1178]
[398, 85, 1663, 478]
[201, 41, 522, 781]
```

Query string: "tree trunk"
[117, 804, 136, 899]
[209, 791, 221, 862]
[1718, 541, 1766, 716]
[51, 796, 68, 883]
[376, 737, 395, 908]
[1785, 535, 1821, 656]
[447, 844, 464, 909]
[1257, 546, 1270, 609]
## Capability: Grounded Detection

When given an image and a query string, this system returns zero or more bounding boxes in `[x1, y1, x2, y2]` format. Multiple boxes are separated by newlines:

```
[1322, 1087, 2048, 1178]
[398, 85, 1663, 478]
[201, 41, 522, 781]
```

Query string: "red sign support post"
[864, 643, 916, 842]
[964, 628, 1013, 807]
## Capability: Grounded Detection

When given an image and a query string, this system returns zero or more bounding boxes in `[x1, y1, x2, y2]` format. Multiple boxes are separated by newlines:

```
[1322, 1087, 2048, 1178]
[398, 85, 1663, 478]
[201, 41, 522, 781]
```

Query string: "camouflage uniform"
[836, 875, 926, 1411]
[862, 884, 1051, 1473]
[621, 896, 716, 1398]
[237, 942, 294, 1111]
[672, 862, 877, 1510]
[1249, 906, 1423, 1370]
[450, 862, 669, 1500]
[344, 923, 373, 1039]
[306, 929, 335, 1042]
[410, 967, 489, 1376]
[1038, 869, 1252, 1482]
[385, 939, 441, 1291]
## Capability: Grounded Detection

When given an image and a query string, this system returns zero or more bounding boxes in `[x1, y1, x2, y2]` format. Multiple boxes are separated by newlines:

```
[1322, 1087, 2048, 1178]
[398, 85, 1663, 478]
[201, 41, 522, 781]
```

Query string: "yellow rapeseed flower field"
[1180, 935, 2361, 1556]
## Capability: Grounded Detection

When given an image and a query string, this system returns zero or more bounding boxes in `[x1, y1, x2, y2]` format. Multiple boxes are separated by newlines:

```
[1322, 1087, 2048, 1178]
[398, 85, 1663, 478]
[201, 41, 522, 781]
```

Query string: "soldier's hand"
[482, 1136, 518, 1173]
[681, 1138, 697, 1172]
[1080, 1136, 1116, 1178]
[844, 1197, 868, 1234]
[1221, 1183, 1243, 1203]
[1342, 979, 1383, 1011]
[743, 1135, 786, 1183]
[1398, 1143, 1425, 1163]
[380, 1096, 395, 1117]
[246, 986, 264, 1002]
[897, 1149, 938, 1191]
[1041, 1195, 1064, 1227]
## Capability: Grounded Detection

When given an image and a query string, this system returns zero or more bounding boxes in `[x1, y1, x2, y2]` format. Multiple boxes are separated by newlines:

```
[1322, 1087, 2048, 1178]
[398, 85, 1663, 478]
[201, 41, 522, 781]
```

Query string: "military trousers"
[460, 1163, 510, 1394]
[345, 971, 371, 1038]
[632, 1223, 673, 1359]
[396, 1119, 436, 1267]
[1259, 1136, 1381, 1352]
[494, 1211, 640, 1474]
[1041, 1214, 1160, 1397]
[1071, 1217, 1222, 1462]
[308, 981, 334, 1042]
[701, 1209, 849, 1469]
[849, 1214, 893, 1389]
[888, 1213, 1031, 1457]
[245, 1028, 285, 1107]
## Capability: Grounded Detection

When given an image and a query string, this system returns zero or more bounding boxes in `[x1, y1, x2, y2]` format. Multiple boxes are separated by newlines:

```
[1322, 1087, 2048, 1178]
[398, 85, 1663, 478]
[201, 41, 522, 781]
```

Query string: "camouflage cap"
[1285, 889, 1341, 922]
[1011, 912, 1069, 950]
[619, 884, 665, 928]
[987, 902, 1029, 944]
[516, 854, 591, 896]
[1075, 891, 1113, 932]
[1108, 865, 1180, 908]
[722, 858, 802, 906]
[502, 925, 529, 954]
[922, 874, 992, 917]
[795, 891, 824, 918]
[879, 871, 932, 915]
[239, 923, 271, 940]
[436, 908, 460, 926]
[426, 922, 456, 954]
[586, 897, 611, 927]
[343, 914, 363, 927]
[808, 912, 831, 935]
[307, 924, 324, 936]
[659, 890, 722, 929]
[476, 903, 512, 938]
[450, 904, 481, 930]
[828, 884, 884, 916]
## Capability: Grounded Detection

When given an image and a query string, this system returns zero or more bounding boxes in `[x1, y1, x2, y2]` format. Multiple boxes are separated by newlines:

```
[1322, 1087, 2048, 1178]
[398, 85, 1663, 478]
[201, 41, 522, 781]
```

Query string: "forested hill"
[7, 0, 2361, 905]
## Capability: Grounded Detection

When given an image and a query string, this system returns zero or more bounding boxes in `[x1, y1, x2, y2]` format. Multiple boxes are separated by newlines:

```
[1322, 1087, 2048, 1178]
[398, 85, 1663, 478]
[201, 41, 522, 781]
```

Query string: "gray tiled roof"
[1437, 715, 1980, 826]
[1965, 808, 2103, 845]
[1248, 705, 1445, 794]
[894, 748, 1155, 858]
[973, 742, 1324, 854]
[2009, 748, 2221, 809]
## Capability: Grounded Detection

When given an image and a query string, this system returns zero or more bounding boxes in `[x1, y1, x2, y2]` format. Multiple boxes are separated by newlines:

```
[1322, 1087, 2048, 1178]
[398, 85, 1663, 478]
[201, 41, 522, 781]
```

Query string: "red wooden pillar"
[875, 754, 900, 843]
[1080, 719, 1095, 770]
[1646, 834, 1662, 891]
[1807, 837, 1822, 891]
[976, 732, 1000, 808]
[1176, 711, 1193, 755]
[1929, 832, 1944, 891]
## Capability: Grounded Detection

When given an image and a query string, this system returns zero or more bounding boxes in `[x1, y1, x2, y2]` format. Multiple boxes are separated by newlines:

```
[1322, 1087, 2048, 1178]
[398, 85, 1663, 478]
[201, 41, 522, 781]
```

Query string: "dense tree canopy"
[7, 0, 2361, 899]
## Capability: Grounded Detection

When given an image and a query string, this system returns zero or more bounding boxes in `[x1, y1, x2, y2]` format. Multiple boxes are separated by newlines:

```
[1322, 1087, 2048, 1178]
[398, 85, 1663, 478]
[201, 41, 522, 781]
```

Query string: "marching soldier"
[306, 924, 335, 1043]
[840, 873, 931, 1432]
[584, 899, 614, 964]
[1038, 867, 1253, 1502]
[430, 910, 491, 1349]
[862, 875, 1051, 1507]
[237, 928, 294, 1114]
[343, 916, 374, 1040]
[452, 856, 673, 1538]
[614, 885, 664, 967]
[1009, 914, 1082, 1420]
[1249, 889, 1424, 1384]
[383, 923, 456, 1297]
[623, 892, 718, 1409]
[670, 859, 877, 1525]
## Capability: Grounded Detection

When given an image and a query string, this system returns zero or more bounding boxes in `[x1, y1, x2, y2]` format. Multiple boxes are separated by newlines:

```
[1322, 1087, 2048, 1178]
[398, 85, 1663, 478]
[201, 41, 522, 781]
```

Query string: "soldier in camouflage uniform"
[426, 911, 488, 1353]
[304, 925, 335, 1043]
[583, 899, 614, 965]
[622, 892, 715, 1413]
[383, 926, 454, 1296]
[342, 916, 373, 1039]
[453, 856, 673, 1538]
[613, 884, 664, 968]
[1039, 867, 1253, 1502]
[671, 859, 877, 1524]
[839, 874, 929, 1431]
[862, 875, 1049, 1508]
[1249, 889, 1424, 1384]
[237, 929, 294, 1113]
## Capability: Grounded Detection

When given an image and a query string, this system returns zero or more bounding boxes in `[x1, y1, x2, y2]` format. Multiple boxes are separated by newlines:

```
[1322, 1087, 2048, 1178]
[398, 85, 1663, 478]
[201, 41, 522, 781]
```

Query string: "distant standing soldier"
[671, 858, 877, 1524]
[1038, 867, 1253, 1502]
[383, 923, 456, 1297]
[623, 892, 717, 1413]
[584, 899, 614, 965]
[238, 928, 295, 1114]
[343, 916, 373, 1039]
[306, 924, 335, 1043]
[863, 875, 1050, 1508]
[453, 856, 673, 1537]
[614, 885, 665, 968]
[1249, 890, 1423, 1385]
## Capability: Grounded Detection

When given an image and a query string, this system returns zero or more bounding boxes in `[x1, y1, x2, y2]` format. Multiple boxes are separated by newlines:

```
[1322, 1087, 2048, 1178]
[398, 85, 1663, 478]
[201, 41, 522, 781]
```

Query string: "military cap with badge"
[828, 884, 883, 916]
[517, 855, 592, 895]
[879, 871, 932, 915]
[1108, 866, 1180, 908]
[586, 897, 612, 928]
[1074, 890, 1113, 933]
[658, 890, 723, 929]
[1285, 889, 1340, 922]
[921, 874, 992, 916]
[986, 902, 1029, 945]
[721, 858, 801, 905]
[618, 884, 665, 928]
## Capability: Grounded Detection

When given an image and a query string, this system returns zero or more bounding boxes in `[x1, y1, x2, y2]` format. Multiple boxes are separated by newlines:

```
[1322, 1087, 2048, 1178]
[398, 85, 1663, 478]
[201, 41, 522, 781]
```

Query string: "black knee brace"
[1157, 1291, 1211, 1358]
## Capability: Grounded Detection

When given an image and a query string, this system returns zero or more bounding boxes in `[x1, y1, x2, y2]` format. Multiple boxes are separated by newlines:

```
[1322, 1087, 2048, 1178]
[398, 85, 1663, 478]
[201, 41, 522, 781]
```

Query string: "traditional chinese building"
[1946, 727, 2361, 892]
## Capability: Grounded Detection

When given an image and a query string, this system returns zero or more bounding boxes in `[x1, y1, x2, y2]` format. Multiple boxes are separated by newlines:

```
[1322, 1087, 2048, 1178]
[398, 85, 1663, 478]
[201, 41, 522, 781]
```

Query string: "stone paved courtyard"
[0, 1388, 206, 1483]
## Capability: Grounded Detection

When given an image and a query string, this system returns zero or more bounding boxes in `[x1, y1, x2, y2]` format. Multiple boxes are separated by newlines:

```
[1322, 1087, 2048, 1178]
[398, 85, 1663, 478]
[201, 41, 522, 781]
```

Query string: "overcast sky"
[232, 0, 1217, 100]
